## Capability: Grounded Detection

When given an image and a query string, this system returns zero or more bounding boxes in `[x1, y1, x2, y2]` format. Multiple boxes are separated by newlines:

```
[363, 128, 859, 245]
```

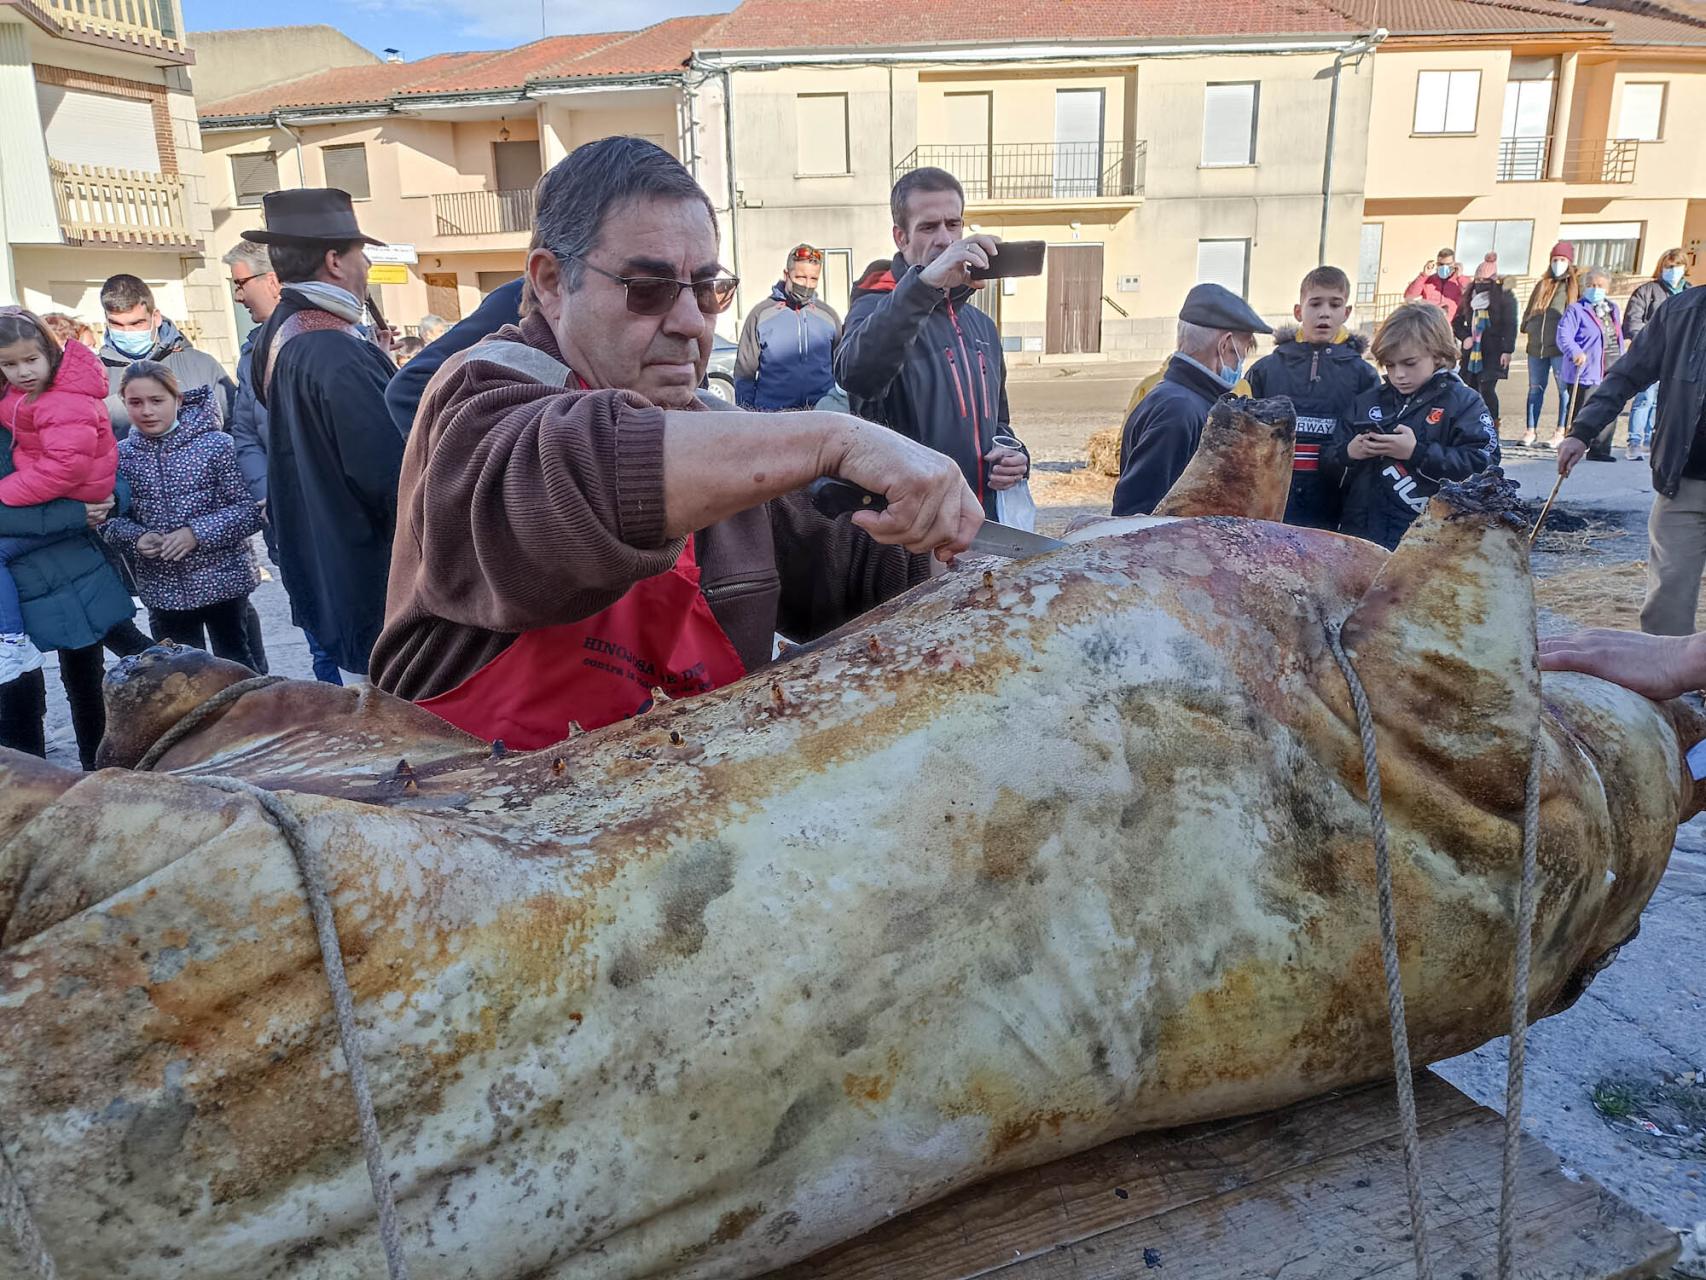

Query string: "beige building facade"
[0, 0, 235, 361]
[697, 41, 1378, 361]
[1355, 0, 1706, 312]
[195, 20, 711, 335]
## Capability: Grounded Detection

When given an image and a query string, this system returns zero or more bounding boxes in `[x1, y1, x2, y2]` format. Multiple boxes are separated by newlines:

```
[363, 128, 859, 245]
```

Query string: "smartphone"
[364, 291, 389, 334]
[968, 240, 1045, 281]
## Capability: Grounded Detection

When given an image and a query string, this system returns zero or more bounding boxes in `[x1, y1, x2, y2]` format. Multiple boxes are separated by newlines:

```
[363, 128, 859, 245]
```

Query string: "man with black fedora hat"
[1112, 282, 1273, 516]
[244, 187, 406, 679]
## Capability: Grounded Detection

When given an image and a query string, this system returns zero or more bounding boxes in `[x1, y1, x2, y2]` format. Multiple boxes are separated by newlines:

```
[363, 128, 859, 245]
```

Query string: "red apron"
[417, 537, 747, 749]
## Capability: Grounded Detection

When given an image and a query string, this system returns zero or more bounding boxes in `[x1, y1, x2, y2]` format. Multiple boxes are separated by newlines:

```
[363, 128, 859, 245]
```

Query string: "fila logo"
[1427, 408, 1445, 425]
[1383, 464, 1429, 514]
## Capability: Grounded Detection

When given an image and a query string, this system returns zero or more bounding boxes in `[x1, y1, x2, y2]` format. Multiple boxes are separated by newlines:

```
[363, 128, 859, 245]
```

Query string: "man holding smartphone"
[835, 167, 1029, 519]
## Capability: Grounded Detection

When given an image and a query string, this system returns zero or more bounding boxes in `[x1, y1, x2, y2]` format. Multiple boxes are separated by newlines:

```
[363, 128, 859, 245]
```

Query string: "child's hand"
[1346, 433, 1382, 461]
[160, 527, 198, 562]
[136, 532, 164, 558]
[1381, 423, 1417, 460]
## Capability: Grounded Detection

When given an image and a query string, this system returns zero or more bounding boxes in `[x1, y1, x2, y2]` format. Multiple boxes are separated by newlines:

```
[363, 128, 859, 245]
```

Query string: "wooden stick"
[1530, 373, 1587, 545]
[1528, 471, 1565, 545]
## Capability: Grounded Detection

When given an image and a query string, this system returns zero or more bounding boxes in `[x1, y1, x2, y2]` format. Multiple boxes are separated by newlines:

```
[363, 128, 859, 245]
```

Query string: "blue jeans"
[1629, 382, 1659, 449]
[0, 534, 61, 634]
[1526, 355, 1567, 433]
[302, 626, 343, 685]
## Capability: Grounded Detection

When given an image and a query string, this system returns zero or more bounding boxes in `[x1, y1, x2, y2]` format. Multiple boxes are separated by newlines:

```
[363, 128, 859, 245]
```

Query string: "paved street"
[29, 356, 1702, 1262]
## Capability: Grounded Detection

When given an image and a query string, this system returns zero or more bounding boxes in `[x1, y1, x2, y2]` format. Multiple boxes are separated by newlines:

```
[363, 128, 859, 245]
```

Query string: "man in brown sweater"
[370, 137, 983, 749]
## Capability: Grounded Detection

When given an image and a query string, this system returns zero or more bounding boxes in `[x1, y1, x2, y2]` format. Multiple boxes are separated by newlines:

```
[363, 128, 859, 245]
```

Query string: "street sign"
[368, 263, 409, 284]
[367, 244, 418, 265]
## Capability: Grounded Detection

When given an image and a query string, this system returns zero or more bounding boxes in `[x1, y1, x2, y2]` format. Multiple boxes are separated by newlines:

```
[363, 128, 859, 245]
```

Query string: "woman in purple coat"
[1557, 267, 1626, 461]
[102, 361, 262, 667]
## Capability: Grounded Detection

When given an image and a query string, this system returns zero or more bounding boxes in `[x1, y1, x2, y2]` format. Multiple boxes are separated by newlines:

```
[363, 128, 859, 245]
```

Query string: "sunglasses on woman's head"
[570, 256, 740, 317]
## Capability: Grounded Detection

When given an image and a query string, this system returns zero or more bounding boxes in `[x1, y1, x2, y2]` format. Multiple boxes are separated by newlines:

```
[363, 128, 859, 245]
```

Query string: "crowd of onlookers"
[0, 136, 1700, 769]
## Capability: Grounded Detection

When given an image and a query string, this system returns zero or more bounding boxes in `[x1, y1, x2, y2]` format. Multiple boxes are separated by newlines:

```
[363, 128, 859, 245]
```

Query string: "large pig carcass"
[1, 401, 1700, 1280]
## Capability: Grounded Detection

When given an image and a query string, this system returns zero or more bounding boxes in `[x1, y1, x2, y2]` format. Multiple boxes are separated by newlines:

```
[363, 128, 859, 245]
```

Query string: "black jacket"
[1573, 285, 1706, 499]
[1624, 278, 1685, 344]
[250, 290, 406, 673]
[1246, 327, 1377, 529]
[835, 255, 1018, 519]
[1111, 356, 1227, 516]
[386, 278, 524, 436]
[1327, 369, 1498, 550]
[1453, 280, 1519, 380]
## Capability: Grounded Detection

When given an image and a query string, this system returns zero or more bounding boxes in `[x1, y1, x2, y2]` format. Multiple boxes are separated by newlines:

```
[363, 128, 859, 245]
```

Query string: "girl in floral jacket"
[102, 361, 262, 668]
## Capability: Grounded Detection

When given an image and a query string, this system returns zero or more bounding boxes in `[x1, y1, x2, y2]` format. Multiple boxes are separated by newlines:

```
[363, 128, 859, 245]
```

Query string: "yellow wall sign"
[368, 264, 409, 285]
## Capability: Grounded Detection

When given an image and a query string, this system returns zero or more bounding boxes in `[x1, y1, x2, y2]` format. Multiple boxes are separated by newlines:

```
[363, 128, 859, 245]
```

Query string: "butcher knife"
[808, 477, 1065, 560]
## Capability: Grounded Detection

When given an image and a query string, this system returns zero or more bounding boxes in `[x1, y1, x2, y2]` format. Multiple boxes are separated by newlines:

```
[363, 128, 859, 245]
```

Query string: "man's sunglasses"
[790, 246, 824, 264]
[570, 256, 739, 317]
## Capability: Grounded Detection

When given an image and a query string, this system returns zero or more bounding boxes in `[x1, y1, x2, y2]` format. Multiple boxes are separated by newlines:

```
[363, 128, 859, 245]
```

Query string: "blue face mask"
[1584, 286, 1607, 305]
[1662, 266, 1686, 290]
[110, 328, 154, 357]
[1436, 264, 1454, 279]
[1218, 354, 1246, 387]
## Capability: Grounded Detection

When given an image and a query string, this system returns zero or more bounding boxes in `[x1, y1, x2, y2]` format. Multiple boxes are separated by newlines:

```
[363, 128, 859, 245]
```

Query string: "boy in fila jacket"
[1245, 266, 1376, 530]
[1325, 302, 1498, 551]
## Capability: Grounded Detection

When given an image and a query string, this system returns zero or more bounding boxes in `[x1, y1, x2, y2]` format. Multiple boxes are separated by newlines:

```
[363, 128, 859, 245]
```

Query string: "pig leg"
[1154, 395, 1298, 520]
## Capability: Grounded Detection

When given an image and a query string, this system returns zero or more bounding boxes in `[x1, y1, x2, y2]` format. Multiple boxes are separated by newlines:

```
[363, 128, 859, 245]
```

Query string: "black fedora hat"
[242, 188, 384, 247]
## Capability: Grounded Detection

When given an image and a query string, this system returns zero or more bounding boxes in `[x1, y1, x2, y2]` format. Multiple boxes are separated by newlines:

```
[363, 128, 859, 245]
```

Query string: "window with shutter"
[36, 85, 161, 172]
[323, 144, 370, 200]
[1616, 83, 1665, 141]
[231, 152, 279, 207]
[1201, 83, 1258, 167]
[1197, 239, 1251, 296]
[797, 94, 850, 175]
[1413, 70, 1480, 134]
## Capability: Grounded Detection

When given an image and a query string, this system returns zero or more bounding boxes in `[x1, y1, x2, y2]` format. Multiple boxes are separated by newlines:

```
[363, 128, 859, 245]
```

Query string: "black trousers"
[0, 621, 151, 770]
[1465, 371, 1502, 428]
[151, 597, 258, 670]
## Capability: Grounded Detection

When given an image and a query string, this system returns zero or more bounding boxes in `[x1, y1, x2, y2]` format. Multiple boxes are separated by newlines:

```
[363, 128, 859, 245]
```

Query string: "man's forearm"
[660, 409, 853, 536]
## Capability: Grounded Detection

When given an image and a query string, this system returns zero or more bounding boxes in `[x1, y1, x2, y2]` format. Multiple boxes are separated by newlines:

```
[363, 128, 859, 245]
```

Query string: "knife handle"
[809, 477, 889, 518]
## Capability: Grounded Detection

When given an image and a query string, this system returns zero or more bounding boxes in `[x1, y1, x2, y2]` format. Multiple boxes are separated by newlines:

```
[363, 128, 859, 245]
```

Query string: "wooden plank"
[783, 1074, 1679, 1280]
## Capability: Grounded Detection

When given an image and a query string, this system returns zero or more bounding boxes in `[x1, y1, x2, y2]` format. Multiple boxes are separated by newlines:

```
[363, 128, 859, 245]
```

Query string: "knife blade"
[808, 477, 1065, 560]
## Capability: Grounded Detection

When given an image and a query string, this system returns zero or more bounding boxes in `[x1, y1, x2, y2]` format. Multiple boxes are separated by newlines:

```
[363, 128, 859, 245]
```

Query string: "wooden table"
[774, 1072, 1681, 1279]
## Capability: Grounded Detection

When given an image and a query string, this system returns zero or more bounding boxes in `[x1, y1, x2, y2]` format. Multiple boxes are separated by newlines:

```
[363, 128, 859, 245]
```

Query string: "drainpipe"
[719, 66, 743, 319]
[1318, 29, 1385, 266]
[279, 118, 308, 187]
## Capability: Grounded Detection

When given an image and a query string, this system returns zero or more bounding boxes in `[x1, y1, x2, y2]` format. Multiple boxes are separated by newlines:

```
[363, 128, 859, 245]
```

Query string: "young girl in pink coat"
[0, 308, 119, 680]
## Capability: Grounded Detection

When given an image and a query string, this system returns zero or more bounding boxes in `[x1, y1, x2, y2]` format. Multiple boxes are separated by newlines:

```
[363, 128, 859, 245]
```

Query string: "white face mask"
[1471, 291, 1490, 310]
[1551, 259, 1570, 279]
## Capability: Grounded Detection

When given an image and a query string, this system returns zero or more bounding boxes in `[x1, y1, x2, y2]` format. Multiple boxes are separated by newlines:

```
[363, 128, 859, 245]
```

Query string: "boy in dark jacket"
[1326, 302, 1498, 550]
[1245, 265, 1376, 529]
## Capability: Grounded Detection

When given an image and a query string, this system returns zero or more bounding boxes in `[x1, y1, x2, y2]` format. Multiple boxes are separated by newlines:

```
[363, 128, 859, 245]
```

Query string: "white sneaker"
[0, 632, 43, 683]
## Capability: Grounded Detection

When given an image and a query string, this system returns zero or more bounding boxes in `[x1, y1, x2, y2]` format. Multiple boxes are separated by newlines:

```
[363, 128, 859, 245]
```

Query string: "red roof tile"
[538, 13, 722, 79]
[202, 51, 490, 116]
[1581, 0, 1706, 42]
[400, 31, 631, 95]
[696, 0, 1362, 51]
[1327, 0, 1609, 35]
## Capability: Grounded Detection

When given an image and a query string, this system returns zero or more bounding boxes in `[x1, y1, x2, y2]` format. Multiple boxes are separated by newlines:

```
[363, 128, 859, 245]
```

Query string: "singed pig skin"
[0, 475, 1698, 1280]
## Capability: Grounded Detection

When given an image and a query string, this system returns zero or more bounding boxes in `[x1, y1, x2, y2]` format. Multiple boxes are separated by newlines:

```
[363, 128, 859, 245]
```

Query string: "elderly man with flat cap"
[244, 187, 406, 681]
[1112, 283, 1273, 516]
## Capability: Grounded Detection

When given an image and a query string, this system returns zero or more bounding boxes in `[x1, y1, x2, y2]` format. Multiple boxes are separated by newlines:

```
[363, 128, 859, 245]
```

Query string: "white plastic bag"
[991, 433, 1037, 531]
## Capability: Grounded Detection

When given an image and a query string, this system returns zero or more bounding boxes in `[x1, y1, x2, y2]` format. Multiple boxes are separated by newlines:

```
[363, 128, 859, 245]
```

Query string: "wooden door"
[1045, 243, 1102, 355]
[424, 272, 461, 322]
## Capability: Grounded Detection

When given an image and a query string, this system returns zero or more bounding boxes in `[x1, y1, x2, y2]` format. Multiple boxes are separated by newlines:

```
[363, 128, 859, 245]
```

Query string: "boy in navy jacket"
[1246, 265, 1377, 529]
[1326, 302, 1498, 550]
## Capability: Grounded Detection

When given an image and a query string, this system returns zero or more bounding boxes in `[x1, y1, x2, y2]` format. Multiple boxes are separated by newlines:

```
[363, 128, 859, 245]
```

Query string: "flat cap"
[1179, 282, 1272, 335]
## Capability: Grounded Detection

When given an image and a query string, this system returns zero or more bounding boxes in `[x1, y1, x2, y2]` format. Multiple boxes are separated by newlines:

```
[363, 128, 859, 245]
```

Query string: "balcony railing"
[433, 189, 537, 237]
[894, 141, 1146, 203]
[49, 160, 196, 248]
[37, 0, 183, 51]
[1494, 136, 1638, 185]
[1562, 138, 1638, 184]
[1495, 136, 1550, 182]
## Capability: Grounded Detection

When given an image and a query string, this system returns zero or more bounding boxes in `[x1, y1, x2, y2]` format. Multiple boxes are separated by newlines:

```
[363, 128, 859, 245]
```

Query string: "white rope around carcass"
[196, 776, 413, 1280]
[1329, 622, 1543, 1280]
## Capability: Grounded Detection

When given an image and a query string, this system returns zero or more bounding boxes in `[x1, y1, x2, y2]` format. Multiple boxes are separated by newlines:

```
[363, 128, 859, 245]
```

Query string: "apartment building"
[195, 17, 720, 331]
[690, 0, 1382, 360]
[1355, 0, 1706, 309]
[0, 0, 235, 361]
